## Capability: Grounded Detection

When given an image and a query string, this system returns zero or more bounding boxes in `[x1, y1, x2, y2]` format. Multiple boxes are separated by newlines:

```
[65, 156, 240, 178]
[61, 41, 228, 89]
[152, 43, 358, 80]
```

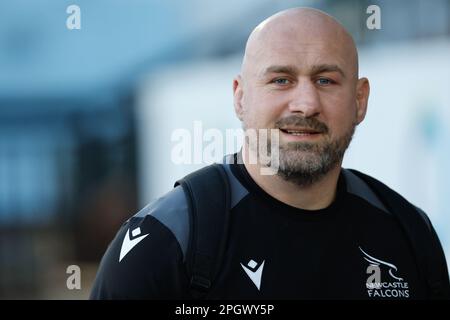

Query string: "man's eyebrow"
[262, 64, 346, 78]
[262, 65, 298, 76]
[310, 64, 346, 78]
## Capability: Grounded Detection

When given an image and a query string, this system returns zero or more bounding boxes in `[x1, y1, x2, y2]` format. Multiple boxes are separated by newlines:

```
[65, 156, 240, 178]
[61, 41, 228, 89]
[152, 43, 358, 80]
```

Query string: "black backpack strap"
[174, 163, 231, 299]
[347, 169, 450, 299]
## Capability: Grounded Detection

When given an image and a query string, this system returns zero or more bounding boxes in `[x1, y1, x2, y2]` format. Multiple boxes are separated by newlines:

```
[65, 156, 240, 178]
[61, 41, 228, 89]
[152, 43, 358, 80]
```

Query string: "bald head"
[241, 7, 359, 81]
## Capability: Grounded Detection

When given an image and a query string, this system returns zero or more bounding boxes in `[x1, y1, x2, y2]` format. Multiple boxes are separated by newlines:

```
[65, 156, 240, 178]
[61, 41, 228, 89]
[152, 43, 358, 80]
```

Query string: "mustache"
[274, 116, 329, 133]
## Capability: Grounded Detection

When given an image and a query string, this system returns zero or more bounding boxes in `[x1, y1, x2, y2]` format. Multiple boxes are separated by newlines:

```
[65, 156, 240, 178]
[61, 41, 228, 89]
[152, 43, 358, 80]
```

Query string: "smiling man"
[91, 8, 450, 300]
[234, 8, 367, 210]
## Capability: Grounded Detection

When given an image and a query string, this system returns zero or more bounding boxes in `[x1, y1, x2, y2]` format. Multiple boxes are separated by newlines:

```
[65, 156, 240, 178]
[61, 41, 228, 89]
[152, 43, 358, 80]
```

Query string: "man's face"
[234, 23, 368, 185]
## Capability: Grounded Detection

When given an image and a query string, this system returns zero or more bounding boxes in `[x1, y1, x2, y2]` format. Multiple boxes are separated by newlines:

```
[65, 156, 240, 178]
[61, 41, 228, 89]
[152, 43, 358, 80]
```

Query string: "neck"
[241, 145, 342, 210]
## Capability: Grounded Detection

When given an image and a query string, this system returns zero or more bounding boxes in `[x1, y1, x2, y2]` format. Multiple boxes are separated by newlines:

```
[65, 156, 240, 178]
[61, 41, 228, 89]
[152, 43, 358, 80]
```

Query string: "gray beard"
[273, 125, 355, 187]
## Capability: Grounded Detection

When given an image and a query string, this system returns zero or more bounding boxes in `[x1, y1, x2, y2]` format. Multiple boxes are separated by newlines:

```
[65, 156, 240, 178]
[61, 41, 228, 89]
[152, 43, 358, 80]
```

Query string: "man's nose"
[287, 79, 321, 117]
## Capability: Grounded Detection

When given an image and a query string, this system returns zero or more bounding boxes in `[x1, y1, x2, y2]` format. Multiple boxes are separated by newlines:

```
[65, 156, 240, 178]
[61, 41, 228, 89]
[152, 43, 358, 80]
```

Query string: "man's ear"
[233, 75, 244, 121]
[355, 77, 370, 125]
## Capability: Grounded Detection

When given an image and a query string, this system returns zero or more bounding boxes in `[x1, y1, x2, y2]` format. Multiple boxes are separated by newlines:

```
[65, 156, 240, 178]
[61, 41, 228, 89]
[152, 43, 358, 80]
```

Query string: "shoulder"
[90, 186, 191, 299]
[132, 185, 191, 258]
[342, 168, 425, 218]
[119, 184, 191, 262]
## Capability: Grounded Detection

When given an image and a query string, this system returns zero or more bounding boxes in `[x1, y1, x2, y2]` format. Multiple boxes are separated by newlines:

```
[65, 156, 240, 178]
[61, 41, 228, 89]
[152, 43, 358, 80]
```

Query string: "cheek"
[323, 99, 357, 137]
[328, 111, 356, 139]
[243, 92, 283, 127]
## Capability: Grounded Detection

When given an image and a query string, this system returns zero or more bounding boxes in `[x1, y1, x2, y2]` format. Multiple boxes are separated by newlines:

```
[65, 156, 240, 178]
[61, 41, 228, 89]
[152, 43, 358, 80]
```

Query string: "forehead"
[252, 38, 349, 76]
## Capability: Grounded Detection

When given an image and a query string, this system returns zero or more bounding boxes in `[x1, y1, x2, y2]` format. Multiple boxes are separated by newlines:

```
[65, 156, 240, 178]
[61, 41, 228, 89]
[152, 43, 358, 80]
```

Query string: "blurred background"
[0, 0, 449, 299]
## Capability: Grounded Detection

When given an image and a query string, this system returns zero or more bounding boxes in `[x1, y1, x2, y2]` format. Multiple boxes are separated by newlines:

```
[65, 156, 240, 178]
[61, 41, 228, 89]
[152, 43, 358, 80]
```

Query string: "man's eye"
[316, 78, 333, 86]
[272, 78, 290, 85]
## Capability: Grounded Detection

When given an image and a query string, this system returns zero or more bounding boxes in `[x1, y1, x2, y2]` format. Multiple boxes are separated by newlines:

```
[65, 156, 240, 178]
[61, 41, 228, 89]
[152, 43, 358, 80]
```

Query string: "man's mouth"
[279, 127, 322, 136]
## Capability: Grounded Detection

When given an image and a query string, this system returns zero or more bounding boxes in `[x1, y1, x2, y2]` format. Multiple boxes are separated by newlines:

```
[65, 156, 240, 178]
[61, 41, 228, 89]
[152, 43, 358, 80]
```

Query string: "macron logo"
[119, 227, 149, 262]
[240, 259, 265, 290]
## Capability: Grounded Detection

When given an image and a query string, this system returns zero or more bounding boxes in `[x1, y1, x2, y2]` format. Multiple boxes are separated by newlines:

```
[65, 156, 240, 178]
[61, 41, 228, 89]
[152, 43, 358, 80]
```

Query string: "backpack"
[174, 163, 450, 299]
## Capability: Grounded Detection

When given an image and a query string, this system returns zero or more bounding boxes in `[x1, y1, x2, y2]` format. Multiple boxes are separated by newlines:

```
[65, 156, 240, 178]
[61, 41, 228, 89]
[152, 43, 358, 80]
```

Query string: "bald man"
[91, 8, 449, 300]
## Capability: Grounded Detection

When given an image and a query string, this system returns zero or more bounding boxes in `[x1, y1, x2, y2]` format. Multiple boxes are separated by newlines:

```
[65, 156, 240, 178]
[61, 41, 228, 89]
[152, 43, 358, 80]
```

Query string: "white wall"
[136, 57, 242, 202]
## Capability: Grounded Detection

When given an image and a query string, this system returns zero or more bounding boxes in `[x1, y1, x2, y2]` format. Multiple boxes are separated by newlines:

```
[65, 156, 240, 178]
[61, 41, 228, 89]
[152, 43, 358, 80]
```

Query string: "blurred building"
[0, 0, 449, 299]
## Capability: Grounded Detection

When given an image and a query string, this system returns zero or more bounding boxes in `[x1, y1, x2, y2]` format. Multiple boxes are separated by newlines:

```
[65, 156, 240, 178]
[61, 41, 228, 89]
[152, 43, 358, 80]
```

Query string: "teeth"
[289, 132, 310, 135]
[286, 130, 315, 135]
